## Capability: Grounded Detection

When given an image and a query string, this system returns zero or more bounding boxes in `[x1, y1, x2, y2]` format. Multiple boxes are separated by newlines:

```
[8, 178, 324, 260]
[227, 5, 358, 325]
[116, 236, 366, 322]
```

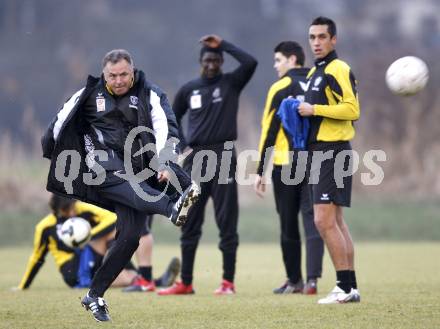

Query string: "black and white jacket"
[42, 70, 178, 210]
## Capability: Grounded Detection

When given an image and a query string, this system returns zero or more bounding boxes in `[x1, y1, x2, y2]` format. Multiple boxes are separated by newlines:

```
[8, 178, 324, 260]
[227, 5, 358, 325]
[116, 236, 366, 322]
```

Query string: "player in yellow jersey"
[17, 195, 179, 290]
[254, 41, 323, 295]
[298, 16, 360, 304]
[17, 195, 137, 289]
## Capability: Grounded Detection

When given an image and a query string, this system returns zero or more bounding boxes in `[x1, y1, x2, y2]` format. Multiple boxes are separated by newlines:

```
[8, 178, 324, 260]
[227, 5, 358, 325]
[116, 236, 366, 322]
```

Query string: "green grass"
[3, 199, 440, 247]
[1, 243, 440, 328]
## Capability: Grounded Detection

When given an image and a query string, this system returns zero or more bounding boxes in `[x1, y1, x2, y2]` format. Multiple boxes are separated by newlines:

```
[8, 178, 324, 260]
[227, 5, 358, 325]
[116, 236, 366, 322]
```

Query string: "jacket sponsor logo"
[299, 81, 310, 92]
[129, 95, 139, 110]
[190, 94, 202, 109]
[312, 76, 322, 91]
[212, 87, 222, 103]
[130, 96, 139, 105]
[96, 93, 106, 112]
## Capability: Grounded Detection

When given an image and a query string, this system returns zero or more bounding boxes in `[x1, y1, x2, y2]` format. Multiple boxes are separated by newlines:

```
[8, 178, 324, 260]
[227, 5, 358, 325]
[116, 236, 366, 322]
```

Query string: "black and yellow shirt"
[18, 202, 116, 289]
[305, 51, 360, 144]
[257, 68, 309, 175]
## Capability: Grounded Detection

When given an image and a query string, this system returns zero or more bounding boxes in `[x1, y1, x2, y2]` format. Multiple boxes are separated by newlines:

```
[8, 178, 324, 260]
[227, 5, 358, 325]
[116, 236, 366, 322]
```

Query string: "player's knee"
[281, 235, 301, 244]
[314, 213, 336, 233]
[131, 198, 153, 213]
[116, 232, 140, 252]
[181, 229, 202, 243]
[219, 234, 239, 252]
[181, 235, 201, 249]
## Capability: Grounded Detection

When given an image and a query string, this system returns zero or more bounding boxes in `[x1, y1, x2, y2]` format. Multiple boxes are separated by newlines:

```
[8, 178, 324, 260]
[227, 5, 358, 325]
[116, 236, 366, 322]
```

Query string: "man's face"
[200, 52, 223, 79]
[103, 59, 134, 96]
[308, 24, 336, 59]
[273, 52, 296, 78]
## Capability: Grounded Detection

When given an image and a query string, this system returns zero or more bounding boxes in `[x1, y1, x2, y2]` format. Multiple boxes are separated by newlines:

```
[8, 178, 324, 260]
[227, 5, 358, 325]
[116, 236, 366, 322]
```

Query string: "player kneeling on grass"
[16, 195, 180, 291]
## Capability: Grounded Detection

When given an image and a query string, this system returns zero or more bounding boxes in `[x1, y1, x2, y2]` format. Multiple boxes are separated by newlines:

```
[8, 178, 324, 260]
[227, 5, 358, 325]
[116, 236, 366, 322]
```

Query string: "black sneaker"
[155, 257, 181, 287]
[273, 280, 304, 294]
[169, 182, 200, 227]
[81, 293, 111, 322]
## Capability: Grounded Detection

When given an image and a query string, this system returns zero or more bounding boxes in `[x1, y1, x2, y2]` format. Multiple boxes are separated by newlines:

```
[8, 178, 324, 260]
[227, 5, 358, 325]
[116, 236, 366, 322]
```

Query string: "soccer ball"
[385, 56, 429, 96]
[59, 217, 91, 248]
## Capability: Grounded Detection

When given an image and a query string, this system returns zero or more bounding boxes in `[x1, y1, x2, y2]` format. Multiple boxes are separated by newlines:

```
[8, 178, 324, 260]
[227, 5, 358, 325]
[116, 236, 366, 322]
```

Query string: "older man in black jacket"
[42, 49, 199, 322]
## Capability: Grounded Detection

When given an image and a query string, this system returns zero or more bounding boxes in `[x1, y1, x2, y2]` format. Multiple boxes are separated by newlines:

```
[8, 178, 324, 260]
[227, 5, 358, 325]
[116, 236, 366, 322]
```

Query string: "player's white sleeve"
[53, 88, 85, 140]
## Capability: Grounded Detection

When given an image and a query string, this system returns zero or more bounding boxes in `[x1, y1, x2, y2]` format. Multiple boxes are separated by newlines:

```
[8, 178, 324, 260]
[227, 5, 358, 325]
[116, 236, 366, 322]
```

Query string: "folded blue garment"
[74, 245, 95, 288]
[277, 98, 309, 150]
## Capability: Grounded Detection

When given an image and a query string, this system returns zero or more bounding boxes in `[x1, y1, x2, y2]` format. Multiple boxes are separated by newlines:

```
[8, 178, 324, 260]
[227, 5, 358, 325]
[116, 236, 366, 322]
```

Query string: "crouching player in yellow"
[17, 195, 136, 289]
[17, 195, 179, 290]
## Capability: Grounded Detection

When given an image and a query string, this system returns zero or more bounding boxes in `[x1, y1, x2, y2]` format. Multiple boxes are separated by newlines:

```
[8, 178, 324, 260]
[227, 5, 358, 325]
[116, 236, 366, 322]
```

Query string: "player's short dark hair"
[49, 194, 75, 216]
[274, 41, 305, 66]
[310, 16, 337, 37]
[200, 46, 223, 60]
[102, 49, 134, 68]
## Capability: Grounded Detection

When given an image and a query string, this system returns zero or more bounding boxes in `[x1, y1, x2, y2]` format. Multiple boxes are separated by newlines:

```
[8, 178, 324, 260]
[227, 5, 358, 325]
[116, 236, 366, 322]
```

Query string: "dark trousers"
[180, 145, 239, 285]
[272, 164, 324, 283]
[89, 163, 190, 297]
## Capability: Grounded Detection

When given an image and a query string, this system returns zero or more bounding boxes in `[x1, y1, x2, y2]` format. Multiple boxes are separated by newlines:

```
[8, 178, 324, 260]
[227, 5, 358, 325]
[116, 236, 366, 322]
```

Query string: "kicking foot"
[169, 182, 200, 227]
[81, 293, 111, 322]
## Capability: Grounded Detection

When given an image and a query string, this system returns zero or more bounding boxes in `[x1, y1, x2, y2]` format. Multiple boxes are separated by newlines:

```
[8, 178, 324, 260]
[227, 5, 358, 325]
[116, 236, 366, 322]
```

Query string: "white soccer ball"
[59, 217, 91, 248]
[385, 56, 429, 96]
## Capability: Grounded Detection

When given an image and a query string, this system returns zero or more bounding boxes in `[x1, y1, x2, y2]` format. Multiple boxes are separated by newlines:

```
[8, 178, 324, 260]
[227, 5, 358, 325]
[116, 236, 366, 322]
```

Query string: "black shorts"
[140, 215, 153, 236]
[307, 141, 353, 207]
[60, 255, 80, 287]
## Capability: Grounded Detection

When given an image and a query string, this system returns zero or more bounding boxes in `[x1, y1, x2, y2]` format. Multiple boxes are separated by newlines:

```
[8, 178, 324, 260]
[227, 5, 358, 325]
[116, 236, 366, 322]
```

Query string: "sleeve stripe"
[53, 88, 85, 140]
[150, 90, 169, 155]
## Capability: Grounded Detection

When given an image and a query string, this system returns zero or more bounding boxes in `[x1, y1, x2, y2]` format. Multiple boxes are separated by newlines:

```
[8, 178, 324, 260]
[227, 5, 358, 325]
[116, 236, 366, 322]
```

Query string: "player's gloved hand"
[253, 175, 266, 199]
[10, 286, 22, 292]
[199, 34, 223, 48]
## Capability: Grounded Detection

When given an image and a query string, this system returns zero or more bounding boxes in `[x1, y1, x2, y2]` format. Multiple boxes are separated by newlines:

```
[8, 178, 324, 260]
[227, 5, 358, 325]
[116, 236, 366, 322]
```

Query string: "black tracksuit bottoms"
[89, 162, 191, 297]
[272, 164, 324, 283]
[180, 144, 239, 285]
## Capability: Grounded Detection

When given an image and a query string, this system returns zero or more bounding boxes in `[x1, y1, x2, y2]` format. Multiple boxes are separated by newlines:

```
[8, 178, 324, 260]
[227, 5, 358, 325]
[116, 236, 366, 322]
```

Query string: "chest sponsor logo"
[312, 76, 322, 91]
[129, 95, 139, 109]
[212, 87, 222, 103]
[190, 94, 202, 109]
[96, 93, 106, 112]
[299, 81, 310, 92]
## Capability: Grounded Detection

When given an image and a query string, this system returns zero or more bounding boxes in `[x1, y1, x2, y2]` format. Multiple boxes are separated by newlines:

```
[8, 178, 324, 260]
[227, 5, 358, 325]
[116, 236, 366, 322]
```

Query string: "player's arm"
[201, 35, 258, 89]
[41, 88, 85, 159]
[222, 40, 258, 88]
[313, 67, 360, 120]
[172, 87, 189, 153]
[149, 85, 180, 169]
[18, 220, 50, 289]
[256, 79, 290, 176]
[76, 202, 116, 238]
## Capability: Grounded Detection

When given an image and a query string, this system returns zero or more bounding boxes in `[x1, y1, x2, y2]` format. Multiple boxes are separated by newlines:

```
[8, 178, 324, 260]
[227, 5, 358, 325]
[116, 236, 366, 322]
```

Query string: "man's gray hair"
[102, 49, 134, 68]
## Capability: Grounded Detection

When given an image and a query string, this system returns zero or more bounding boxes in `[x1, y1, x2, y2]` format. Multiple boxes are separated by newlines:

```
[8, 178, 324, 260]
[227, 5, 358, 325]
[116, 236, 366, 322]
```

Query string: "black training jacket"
[42, 70, 178, 211]
[173, 40, 257, 149]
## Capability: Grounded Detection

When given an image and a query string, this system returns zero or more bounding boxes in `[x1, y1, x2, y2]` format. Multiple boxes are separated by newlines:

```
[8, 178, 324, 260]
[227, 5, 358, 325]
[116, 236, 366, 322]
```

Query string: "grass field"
[3, 199, 440, 247]
[1, 243, 440, 329]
